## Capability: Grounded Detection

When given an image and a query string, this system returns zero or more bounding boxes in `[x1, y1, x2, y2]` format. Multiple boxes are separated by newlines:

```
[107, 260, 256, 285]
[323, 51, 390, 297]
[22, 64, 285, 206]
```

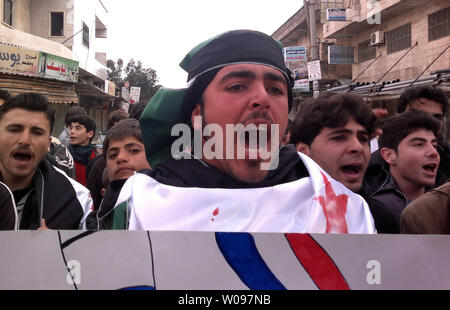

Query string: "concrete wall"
[72, 0, 107, 81]
[29, 0, 75, 48]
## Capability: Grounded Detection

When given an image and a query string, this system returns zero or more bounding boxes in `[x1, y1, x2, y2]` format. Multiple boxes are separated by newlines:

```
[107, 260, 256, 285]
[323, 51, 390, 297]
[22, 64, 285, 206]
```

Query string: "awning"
[75, 81, 117, 100]
[327, 69, 450, 102]
[0, 72, 78, 103]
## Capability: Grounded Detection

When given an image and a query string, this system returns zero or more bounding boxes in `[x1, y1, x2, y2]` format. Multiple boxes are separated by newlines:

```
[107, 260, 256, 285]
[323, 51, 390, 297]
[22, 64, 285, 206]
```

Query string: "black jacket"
[0, 159, 92, 230]
[360, 151, 411, 234]
[0, 181, 15, 230]
[87, 144, 310, 229]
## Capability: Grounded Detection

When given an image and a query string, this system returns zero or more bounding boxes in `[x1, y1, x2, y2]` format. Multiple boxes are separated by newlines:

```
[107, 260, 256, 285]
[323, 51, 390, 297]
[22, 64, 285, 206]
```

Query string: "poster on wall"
[307, 60, 322, 81]
[38, 52, 79, 82]
[0, 44, 38, 76]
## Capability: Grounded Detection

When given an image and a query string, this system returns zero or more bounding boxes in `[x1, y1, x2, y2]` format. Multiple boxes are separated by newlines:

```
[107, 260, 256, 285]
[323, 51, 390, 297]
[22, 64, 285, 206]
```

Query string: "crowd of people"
[0, 30, 448, 234]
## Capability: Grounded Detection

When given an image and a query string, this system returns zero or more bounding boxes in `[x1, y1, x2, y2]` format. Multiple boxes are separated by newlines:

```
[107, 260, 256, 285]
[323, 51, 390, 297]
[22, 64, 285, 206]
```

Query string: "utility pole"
[306, 0, 320, 97]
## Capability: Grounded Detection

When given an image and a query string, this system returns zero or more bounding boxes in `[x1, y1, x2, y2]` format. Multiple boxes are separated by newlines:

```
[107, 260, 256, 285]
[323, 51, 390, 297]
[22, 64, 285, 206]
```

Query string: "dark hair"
[290, 92, 377, 146]
[0, 89, 11, 101]
[107, 109, 129, 130]
[103, 118, 144, 159]
[68, 114, 96, 140]
[379, 110, 441, 151]
[0, 92, 55, 133]
[397, 86, 448, 115]
[129, 100, 148, 120]
[101, 167, 109, 189]
[64, 106, 87, 126]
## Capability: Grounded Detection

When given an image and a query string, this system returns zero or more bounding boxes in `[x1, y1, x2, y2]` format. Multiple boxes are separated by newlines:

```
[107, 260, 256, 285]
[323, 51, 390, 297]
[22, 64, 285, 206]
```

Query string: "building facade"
[273, 0, 449, 137]
[0, 0, 114, 138]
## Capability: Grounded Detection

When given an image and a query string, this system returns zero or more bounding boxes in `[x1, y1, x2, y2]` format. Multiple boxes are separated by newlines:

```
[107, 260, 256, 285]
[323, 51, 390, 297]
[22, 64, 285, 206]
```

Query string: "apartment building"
[0, 0, 114, 137]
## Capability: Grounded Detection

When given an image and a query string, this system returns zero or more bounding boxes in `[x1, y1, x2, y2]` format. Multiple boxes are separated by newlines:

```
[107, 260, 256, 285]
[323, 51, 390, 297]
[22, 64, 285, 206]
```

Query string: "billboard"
[0, 44, 38, 76]
[38, 52, 79, 82]
[327, 8, 347, 21]
[284, 46, 307, 62]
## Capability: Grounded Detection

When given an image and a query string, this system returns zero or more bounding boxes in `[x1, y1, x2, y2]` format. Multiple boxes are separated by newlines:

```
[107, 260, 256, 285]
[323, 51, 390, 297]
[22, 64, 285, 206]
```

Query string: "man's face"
[106, 136, 151, 181]
[383, 129, 440, 189]
[69, 122, 93, 146]
[193, 63, 289, 183]
[0, 108, 51, 187]
[406, 98, 444, 132]
[298, 118, 370, 192]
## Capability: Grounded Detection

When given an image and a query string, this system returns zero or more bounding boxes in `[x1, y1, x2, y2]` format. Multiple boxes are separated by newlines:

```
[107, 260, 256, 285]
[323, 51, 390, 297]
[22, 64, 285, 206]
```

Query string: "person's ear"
[87, 130, 94, 139]
[191, 104, 202, 131]
[296, 142, 311, 156]
[380, 147, 397, 165]
[101, 188, 106, 197]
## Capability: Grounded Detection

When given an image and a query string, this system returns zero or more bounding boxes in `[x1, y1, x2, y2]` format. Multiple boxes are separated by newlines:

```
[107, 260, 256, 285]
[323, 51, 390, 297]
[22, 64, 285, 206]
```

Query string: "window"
[50, 12, 64, 37]
[358, 39, 376, 63]
[3, 0, 12, 26]
[386, 23, 411, 54]
[82, 22, 89, 48]
[428, 6, 450, 42]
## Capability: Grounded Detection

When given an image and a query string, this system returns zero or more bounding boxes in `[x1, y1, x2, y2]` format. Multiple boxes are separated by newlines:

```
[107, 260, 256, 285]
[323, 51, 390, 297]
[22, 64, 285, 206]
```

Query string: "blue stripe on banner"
[215, 232, 286, 290]
[120, 286, 155, 290]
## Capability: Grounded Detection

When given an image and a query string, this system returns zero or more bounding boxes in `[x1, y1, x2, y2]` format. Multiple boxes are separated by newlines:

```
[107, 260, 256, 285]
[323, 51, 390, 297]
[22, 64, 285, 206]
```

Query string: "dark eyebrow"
[124, 142, 142, 148]
[326, 128, 368, 136]
[219, 70, 256, 83]
[264, 71, 287, 86]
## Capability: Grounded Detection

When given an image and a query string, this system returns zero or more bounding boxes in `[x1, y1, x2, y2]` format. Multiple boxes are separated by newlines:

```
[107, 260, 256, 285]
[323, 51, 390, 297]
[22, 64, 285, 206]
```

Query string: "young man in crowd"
[86, 118, 151, 229]
[68, 114, 98, 186]
[396, 86, 448, 187]
[101, 30, 375, 233]
[0, 93, 92, 229]
[289, 92, 377, 193]
[362, 110, 441, 233]
[400, 181, 450, 234]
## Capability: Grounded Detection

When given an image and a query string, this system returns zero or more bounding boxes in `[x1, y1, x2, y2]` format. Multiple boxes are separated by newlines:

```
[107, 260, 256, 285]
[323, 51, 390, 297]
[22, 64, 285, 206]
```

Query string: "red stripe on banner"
[285, 234, 350, 290]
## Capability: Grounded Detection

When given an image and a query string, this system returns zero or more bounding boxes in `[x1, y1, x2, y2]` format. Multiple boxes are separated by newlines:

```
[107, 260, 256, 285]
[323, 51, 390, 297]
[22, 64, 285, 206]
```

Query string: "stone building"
[273, 0, 450, 137]
[0, 0, 115, 138]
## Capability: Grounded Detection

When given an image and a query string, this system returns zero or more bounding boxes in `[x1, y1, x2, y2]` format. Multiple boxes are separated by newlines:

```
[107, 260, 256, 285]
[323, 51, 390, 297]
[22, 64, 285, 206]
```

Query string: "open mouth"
[422, 163, 437, 174]
[340, 164, 363, 176]
[13, 152, 32, 162]
[237, 125, 271, 159]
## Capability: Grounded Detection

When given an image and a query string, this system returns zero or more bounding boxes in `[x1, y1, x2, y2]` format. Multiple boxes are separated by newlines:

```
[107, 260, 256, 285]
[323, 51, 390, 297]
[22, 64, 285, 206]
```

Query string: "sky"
[102, 0, 303, 89]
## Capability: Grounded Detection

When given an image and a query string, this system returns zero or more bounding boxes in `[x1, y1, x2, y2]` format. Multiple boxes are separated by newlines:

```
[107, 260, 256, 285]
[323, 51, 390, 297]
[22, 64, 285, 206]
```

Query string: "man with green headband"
[95, 30, 375, 233]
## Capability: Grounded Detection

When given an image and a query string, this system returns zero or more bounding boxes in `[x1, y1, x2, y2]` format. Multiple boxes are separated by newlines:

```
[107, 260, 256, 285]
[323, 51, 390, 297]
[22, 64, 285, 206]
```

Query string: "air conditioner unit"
[370, 31, 384, 45]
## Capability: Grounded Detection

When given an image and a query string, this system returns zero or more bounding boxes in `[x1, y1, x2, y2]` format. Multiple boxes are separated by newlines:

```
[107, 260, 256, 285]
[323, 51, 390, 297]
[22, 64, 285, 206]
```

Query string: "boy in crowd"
[68, 114, 98, 186]
[87, 118, 151, 229]
[86, 110, 129, 211]
[58, 106, 87, 147]
[362, 110, 441, 233]
[289, 92, 377, 193]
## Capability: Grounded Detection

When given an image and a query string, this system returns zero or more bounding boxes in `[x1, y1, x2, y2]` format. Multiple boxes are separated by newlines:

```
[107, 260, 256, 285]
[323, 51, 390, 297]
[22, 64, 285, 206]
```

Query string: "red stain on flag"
[211, 207, 220, 222]
[314, 172, 349, 233]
